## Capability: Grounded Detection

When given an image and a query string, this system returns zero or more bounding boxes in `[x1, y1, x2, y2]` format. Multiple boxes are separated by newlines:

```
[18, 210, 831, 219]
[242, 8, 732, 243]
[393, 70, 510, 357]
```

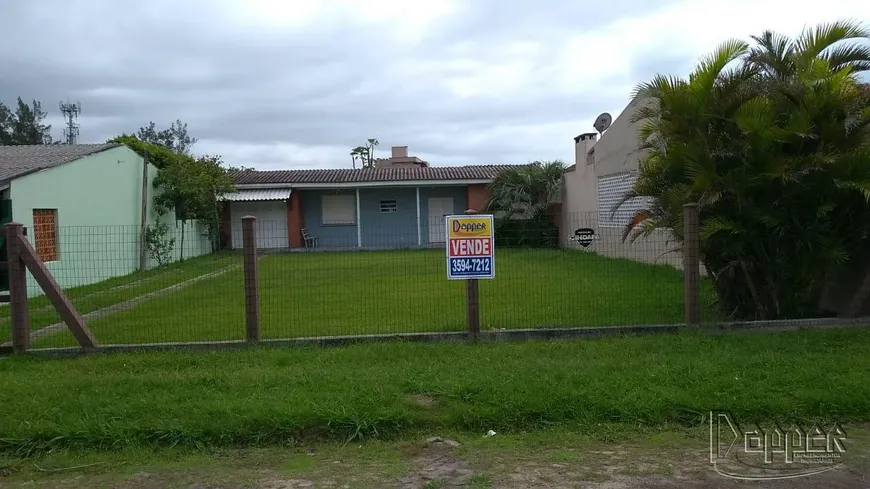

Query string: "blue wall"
[299, 186, 468, 249]
[301, 190, 357, 248]
[418, 187, 467, 246]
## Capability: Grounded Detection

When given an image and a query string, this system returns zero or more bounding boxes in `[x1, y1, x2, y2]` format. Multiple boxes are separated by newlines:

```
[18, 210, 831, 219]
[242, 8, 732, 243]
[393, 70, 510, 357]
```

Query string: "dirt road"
[2, 429, 868, 488]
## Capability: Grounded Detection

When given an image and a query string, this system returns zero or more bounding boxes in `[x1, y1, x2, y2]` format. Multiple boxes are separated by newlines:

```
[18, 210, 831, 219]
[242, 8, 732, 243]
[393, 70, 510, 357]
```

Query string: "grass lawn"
[0, 253, 241, 345]
[31, 249, 717, 347]
[2, 327, 869, 455]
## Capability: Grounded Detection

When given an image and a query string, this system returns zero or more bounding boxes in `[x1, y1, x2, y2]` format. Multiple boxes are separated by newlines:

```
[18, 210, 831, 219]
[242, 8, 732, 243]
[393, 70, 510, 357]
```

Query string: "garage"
[224, 189, 290, 249]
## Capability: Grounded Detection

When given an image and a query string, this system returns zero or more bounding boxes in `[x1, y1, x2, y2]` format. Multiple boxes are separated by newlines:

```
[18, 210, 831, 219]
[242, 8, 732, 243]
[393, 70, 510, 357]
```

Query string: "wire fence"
[0, 211, 855, 351]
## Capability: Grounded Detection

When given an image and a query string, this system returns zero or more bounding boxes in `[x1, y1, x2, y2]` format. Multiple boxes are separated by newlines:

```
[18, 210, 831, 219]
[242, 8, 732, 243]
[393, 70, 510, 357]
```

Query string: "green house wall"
[8, 145, 211, 296]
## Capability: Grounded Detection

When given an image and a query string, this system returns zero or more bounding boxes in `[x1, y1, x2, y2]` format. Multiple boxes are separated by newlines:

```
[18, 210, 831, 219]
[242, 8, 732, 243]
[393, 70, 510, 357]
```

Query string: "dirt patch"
[477, 445, 870, 489]
[407, 394, 438, 409]
[2, 429, 869, 489]
[397, 438, 474, 488]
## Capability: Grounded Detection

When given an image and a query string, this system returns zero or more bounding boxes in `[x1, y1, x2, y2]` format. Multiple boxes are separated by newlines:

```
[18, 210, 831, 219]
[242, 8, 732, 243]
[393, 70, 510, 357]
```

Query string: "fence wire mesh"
[0, 212, 845, 351]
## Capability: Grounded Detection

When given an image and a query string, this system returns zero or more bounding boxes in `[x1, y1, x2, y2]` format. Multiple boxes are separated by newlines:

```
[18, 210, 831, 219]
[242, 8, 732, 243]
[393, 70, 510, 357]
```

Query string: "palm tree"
[366, 138, 379, 167]
[620, 21, 870, 320]
[486, 161, 566, 219]
[486, 161, 566, 247]
[350, 146, 368, 169]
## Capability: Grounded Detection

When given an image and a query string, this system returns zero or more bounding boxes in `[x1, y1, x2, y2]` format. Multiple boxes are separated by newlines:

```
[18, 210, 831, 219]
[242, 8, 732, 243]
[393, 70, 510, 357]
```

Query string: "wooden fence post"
[241, 216, 261, 343]
[464, 209, 481, 341]
[683, 204, 701, 326]
[466, 280, 480, 341]
[5, 222, 30, 353]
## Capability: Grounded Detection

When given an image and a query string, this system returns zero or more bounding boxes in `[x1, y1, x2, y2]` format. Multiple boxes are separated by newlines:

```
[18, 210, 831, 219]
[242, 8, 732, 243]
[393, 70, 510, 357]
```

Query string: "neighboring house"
[561, 100, 682, 268]
[0, 144, 209, 296]
[220, 145, 511, 250]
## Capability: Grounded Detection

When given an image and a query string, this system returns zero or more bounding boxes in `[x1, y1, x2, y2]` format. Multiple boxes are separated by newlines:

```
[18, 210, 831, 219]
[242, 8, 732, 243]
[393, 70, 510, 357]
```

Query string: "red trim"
[287, 192, 304, 248]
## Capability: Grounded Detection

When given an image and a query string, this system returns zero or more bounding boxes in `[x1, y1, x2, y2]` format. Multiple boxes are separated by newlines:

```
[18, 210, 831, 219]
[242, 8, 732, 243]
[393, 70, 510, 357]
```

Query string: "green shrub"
[494, 216, 559, 248]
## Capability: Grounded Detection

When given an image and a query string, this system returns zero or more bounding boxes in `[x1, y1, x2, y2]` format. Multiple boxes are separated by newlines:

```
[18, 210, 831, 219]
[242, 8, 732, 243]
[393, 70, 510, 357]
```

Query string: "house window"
[380, 200, 398, 213]
[597, 172, 649, 228]
[321, 194, 356, 225]
[33, 209, 58, 262]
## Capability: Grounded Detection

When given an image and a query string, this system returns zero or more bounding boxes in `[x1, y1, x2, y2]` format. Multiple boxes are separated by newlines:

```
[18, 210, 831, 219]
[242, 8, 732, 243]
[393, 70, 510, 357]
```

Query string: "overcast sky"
[1, 0, 868, 170]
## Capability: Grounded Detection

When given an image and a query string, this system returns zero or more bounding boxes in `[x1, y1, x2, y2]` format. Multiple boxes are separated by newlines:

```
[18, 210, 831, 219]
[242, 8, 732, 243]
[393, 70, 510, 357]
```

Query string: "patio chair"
[302, 228, 319, 248]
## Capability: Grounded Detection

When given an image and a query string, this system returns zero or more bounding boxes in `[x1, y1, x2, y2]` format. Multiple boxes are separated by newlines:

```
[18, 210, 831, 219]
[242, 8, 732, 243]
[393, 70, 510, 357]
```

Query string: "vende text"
[449, 238, 492, 257]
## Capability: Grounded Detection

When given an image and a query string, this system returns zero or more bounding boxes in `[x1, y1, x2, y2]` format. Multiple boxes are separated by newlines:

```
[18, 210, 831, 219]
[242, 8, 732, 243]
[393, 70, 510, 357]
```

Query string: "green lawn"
[0, 252, 241, 345]
[2, 327, 869, 455]
[29, 249, 717, 348]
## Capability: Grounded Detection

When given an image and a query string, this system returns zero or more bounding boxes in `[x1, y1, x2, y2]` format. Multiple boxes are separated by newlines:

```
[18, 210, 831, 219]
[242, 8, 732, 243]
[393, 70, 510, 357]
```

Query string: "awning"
[221, 188, 292, 202]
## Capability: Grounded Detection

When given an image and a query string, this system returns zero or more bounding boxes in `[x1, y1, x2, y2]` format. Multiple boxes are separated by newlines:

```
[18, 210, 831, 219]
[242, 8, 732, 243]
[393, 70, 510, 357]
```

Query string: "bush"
[623, 23, 870, 320]
[145, 221, 176, 266]
[494, 216, 559, 248]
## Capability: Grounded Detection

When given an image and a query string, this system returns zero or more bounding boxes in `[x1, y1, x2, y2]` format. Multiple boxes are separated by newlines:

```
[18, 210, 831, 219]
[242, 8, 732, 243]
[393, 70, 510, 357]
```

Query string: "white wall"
[560, 99, 683, 269]
[229, 201, 288, 249]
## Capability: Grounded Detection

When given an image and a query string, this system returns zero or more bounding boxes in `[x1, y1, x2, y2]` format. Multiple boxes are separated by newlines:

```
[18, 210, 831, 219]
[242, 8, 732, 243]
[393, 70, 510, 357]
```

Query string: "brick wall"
[466, 184, 489, 213]
[287, 191, 304, 248]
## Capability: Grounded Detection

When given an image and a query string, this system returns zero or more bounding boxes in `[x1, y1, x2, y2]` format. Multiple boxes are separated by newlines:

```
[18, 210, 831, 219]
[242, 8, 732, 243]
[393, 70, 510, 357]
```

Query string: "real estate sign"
[446, 214, 495, 280]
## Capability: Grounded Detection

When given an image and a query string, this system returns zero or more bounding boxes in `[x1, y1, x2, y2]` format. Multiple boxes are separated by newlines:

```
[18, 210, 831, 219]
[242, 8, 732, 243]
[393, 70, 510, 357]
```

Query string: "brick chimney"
[374, 145, 429, 168]
[574, 133, 597, 166]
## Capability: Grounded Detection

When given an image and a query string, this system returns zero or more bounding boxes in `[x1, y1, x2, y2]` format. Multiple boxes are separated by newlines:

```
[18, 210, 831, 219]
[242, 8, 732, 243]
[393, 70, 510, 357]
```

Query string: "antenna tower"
[59, 100, 82, 144]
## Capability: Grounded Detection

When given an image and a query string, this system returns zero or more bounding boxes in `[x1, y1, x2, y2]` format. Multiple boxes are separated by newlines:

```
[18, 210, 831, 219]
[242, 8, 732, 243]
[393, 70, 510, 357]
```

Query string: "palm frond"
[699, 216, 741, 240]
[691, 39, 751, 92]
[820, 42, 870, 72]
[747, 30, 796, 78]
[621, 209, 651, 243]
[796, 20, 870, 61]
[631, 74, 686, 101]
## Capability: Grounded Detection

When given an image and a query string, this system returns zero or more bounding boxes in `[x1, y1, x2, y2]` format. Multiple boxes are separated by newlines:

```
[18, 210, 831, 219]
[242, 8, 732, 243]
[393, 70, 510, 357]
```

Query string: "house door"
[428, 197, 454, 244]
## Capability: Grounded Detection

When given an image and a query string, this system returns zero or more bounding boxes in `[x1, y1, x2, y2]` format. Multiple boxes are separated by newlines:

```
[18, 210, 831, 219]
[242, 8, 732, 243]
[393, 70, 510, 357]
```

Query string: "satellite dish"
[594, 112, 612, 134]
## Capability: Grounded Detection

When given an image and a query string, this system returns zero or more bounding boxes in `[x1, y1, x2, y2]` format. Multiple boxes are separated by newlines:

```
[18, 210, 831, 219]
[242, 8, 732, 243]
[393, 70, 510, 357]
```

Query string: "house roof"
[231, 165, 519, 186]
[0, 143, 120, 185]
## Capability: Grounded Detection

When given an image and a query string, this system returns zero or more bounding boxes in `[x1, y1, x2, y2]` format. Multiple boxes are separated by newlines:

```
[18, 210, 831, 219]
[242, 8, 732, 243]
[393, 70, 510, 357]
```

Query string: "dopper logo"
[709, 411, 847, 481]
[449, 218, 490, 238]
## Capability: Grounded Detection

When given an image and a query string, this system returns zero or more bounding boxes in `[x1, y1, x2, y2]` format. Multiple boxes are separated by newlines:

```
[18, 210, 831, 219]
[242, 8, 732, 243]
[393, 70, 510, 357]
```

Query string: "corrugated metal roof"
[0, 144, 120, 184]
[221, 188, 292, 202]
[229, 165, 524, 185]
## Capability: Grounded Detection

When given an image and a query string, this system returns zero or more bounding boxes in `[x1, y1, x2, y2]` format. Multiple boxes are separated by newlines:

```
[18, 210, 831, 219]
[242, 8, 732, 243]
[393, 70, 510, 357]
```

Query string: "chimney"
[574, 133, 597, 166]
[373, 145, 430, 168]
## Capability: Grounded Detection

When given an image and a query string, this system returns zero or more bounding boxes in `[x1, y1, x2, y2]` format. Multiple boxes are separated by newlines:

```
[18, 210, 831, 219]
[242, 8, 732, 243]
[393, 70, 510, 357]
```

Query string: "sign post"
[446, 213, 495, 341]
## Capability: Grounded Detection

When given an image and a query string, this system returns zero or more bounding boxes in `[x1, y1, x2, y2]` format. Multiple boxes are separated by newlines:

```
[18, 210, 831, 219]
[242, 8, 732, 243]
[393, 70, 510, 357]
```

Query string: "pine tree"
[0, 102, 13, 145]
[10, 98, 51, 144]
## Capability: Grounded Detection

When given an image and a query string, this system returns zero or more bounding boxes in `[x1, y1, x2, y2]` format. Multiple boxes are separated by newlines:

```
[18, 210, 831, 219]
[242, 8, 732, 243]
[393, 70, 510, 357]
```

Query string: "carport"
[221, 188, 291, 249]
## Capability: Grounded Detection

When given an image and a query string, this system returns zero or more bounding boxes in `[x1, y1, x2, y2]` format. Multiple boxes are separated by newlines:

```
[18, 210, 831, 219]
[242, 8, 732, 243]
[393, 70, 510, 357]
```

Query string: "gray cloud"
[0, 0, 720, 169]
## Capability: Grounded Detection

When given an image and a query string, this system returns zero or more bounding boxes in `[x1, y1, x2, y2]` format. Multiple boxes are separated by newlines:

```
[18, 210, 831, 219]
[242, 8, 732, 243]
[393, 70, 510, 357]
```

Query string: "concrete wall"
[589, 99, 650, 177]
[9, 145, 210, 295]
[559, 136, 598, 245]
[562, 211, 682, 269]
[299, 186, 468, 249]
[560, 99, 680, 267]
